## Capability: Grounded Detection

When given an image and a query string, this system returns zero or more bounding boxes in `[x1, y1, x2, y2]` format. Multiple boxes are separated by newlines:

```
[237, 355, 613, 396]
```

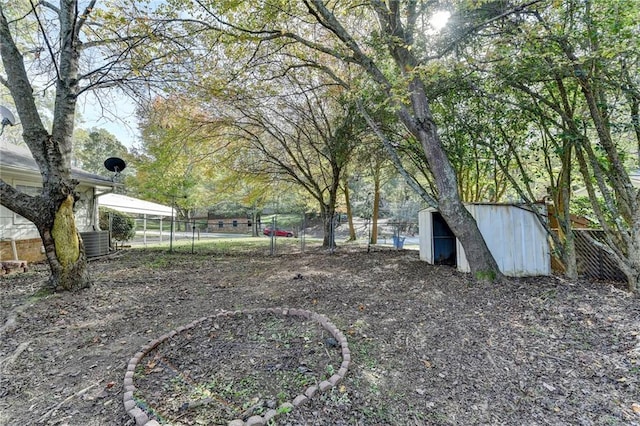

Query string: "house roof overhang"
[0, 142, 120, 191]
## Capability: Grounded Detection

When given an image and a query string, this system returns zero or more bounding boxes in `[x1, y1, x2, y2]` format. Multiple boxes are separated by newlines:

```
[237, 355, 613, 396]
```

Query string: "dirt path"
[1, 247, 639, 425]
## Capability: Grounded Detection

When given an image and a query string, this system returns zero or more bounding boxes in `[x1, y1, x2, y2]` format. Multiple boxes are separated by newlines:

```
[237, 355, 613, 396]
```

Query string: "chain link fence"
[99, 210, 420, 256]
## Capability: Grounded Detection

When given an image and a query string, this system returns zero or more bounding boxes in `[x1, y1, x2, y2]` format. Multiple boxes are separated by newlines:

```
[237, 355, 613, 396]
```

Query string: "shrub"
[99, 208, 136, 242]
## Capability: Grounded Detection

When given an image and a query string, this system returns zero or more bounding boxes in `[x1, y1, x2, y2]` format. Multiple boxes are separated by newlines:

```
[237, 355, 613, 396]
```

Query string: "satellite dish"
[0, 105, 16, 136]
[104, 157, 127, 173]
[0, 106, 15, 125]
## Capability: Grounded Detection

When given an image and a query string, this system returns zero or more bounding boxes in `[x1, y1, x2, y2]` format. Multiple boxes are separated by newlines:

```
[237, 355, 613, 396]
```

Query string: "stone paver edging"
[123, 308, 351, 426]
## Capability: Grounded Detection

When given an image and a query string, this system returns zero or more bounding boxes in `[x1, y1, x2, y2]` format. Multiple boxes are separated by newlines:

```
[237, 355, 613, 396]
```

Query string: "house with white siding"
[0, 142, 117, 262]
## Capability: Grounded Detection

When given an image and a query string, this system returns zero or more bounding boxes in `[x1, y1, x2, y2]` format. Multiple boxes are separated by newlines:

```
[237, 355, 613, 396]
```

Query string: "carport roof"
[98, 193, 174, 217]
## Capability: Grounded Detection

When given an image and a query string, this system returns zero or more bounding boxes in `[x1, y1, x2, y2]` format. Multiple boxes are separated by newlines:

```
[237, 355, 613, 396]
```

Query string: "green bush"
[99, 208, 136, 242]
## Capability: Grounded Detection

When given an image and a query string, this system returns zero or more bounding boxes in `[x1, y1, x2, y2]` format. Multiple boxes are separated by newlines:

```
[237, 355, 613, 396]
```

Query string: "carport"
[98, 193, 175, 245]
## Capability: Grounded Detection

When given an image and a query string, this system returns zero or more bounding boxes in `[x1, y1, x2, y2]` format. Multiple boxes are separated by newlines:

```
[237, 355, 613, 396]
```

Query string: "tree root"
[0, 340, 31, 372]
[38, 380, 102, 423]
[0, 303, 28, 337]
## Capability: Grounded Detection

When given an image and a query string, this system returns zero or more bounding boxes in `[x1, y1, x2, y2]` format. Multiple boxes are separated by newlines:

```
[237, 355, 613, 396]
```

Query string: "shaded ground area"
[1, 245, 639, 425]
[131, 309, 347, 425]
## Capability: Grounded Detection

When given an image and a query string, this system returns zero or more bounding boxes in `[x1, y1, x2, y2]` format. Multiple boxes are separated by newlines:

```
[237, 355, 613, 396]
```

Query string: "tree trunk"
[320, 204, 336, 249]
[558, 160, 578, 280]
[403, 78, 502, 280]
[627, 232, 640, 293]
[319, 166, 341, 249]
[0, 1, 95, 292]
[37, 176, 93, 292]
[611, 230, 640, 293]
[0, 160, 92, 292]
[344, 180, 356, 241]
[563, 230, 578, 280]
[40, 194, 92, 291]
[371, 178, 381, 245]
[251, 209, 259, 237]
[42, 232, 92, 291]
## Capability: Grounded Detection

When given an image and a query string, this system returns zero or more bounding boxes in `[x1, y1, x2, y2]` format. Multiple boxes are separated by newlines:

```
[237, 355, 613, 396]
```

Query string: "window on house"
[232, 220, 238, 228]
[218, 221, 224, 228]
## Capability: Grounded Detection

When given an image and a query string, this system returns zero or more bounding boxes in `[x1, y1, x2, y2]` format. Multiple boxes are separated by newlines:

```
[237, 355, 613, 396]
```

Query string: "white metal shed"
[418, 203, 550, 277]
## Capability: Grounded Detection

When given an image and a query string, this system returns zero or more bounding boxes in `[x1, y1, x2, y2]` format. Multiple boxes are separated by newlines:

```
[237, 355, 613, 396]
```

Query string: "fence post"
[108, 211, 113, 250]
[269, 216, 276, 256]
[191, 220, 196, 254]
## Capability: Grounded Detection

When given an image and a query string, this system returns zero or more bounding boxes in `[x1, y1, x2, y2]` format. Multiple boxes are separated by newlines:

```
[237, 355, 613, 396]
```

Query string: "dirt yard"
[1, 244, 639, 425]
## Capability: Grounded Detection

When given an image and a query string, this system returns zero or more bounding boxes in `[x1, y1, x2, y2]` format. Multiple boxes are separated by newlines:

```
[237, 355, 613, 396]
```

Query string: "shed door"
[432, 212, 456, 266]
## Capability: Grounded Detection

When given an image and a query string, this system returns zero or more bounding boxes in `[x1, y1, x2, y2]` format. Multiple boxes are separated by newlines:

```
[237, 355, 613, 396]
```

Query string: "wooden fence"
[574, 230, 626, 282]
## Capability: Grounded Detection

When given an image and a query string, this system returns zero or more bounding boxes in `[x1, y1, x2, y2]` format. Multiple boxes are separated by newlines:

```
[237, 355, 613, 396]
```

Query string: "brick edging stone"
[123, 308, 351, 426]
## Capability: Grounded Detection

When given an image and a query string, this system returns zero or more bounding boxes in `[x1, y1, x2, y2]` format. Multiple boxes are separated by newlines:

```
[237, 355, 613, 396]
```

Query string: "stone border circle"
[123, 308, 351, 426]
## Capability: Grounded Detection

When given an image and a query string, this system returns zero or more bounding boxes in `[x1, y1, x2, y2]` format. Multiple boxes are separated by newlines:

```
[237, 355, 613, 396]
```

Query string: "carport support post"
[108, 211, 113, 250]
[191, 220, 196, 254]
